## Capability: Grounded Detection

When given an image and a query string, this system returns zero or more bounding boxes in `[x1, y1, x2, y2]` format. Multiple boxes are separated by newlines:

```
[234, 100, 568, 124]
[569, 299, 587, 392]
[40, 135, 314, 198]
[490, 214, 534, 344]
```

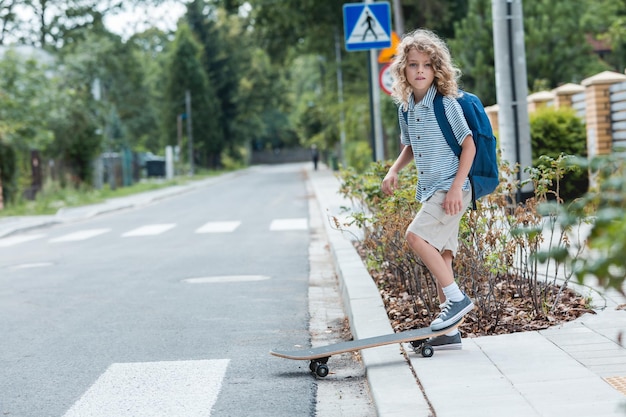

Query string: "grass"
[0, 168, 223, 217]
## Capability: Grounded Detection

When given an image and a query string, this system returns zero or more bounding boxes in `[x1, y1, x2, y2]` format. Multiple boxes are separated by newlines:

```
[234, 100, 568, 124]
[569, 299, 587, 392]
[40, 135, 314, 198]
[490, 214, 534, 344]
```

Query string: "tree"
[400, 0, 468, 38]
[0, 48, 57, 152]
[162, 23, 222, 168]
[450, 0, 609, 106]
[46, 87, 100, 184]
[61, 31, 157, 154]
[524, 0, 607, 88]
[449, 0, 495, 104]
[0, 46, 101, 188]
[128, 27, 174, 153]
[3, 0, 109, 48]
[0, 0, 172, 48]
[246, 0, 345, 63]
[99, 40, 159, 150]
[242, 0, 476, 164]
[232, 49, 268, 150]
[186, 0, 246, 162]
[235, 47, 297, 151]
[580, 0, 626, 72]
[0, 0, 22, 45]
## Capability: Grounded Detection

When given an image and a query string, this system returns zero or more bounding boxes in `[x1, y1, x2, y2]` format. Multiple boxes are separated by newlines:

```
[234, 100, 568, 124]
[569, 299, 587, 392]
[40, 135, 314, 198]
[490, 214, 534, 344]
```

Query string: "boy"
[381, 29, 475, 349]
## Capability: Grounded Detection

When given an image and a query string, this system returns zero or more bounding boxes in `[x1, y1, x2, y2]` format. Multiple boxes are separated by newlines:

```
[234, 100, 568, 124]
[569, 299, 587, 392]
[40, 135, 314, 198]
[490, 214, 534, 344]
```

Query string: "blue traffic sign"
[343, 2, 392, 51]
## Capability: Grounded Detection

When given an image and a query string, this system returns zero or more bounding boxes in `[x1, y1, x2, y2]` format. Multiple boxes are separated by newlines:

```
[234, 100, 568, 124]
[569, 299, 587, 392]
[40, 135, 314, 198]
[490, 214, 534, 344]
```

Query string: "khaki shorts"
[406, 190, 471, 256]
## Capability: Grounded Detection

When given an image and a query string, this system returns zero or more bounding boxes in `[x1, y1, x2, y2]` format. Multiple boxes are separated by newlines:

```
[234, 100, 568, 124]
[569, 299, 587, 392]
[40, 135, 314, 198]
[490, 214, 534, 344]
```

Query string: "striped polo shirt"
[398, 85, 472, 203]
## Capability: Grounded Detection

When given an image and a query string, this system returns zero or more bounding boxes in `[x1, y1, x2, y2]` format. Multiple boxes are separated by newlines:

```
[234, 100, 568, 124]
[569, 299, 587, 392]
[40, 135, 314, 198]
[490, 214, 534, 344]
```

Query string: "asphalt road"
[0, 164, 321, 416]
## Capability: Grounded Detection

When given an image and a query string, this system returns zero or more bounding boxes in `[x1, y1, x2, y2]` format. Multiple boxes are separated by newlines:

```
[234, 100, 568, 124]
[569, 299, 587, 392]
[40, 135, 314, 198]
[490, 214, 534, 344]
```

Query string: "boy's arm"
[382, 145, 414, 195]
[443, 134, 476, 214]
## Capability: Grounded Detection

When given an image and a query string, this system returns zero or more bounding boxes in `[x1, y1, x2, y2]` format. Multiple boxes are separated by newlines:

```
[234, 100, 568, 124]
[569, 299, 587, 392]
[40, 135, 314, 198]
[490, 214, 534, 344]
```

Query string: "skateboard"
[270, 318, 464, 377]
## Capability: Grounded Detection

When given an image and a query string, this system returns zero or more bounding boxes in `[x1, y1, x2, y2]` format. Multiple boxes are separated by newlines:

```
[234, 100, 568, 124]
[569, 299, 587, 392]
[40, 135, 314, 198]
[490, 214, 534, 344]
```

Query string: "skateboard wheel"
[315, 364, 329, 377]
[421, 344, 434, 358]
[410, 340, 423, 354]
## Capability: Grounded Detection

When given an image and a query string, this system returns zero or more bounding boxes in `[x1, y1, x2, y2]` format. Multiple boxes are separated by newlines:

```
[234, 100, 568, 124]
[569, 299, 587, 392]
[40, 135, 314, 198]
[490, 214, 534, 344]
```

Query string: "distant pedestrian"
[381, 29, 476, 350]
[311, 145, 319, 170]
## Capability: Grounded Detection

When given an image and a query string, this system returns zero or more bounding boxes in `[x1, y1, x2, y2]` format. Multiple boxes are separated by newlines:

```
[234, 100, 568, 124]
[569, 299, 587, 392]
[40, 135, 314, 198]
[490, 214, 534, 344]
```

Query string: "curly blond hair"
[390, 28, 461, 108]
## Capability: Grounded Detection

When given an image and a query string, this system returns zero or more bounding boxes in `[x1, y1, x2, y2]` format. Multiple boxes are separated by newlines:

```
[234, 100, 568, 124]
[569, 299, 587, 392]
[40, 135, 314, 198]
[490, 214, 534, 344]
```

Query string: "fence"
[610, 81, 626, 153]
[485, 70, 626, 159]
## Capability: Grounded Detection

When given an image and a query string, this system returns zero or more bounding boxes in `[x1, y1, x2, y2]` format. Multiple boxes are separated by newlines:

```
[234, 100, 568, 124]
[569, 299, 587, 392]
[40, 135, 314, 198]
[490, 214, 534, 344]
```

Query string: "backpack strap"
[433, 92, 478, 209]
[432, 93, 461, 157]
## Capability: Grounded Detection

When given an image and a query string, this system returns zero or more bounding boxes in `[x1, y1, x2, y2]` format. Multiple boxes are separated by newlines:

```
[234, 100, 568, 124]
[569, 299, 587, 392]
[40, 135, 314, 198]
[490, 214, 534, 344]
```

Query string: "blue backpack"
[402, 90, 499, 209]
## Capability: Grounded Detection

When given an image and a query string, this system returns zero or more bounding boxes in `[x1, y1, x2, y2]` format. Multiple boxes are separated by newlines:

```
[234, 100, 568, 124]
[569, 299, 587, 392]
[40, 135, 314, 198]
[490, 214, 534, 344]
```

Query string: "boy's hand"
[443, 187, 463, 215]
[382, 172, 398, 196]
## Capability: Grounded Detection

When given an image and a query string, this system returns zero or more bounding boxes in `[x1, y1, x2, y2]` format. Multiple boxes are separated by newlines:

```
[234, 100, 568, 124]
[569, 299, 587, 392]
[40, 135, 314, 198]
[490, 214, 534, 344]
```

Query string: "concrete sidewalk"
[2, 164, 625, 416]
[309, 164, 626, 417]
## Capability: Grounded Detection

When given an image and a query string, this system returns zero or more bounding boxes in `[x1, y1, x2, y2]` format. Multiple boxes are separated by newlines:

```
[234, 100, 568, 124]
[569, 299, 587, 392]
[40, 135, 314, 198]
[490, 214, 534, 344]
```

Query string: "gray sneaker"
[430, 294, 474, 330]
[411, 332, 462, 352]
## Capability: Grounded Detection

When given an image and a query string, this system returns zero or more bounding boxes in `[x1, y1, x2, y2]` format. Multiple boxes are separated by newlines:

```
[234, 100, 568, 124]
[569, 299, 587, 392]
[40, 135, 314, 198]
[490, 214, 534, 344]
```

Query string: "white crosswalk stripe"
[122, 223, 176, 237]
[195, 221, 241, 234]
[0, 234, 46, 247]
[63, 359, 230, 417]
[269, 218, 308, 231]
[49, 228, 111, 243]
[0, 218, 310, 248]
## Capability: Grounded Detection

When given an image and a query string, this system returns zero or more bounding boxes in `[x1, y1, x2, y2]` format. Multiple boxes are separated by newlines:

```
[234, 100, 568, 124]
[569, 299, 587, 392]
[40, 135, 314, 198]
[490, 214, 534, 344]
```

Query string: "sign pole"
[335, 31, 347, 167]
[365, 0, 385, 162]
[369, 49, 385, 161]
[370, 47, 385, 161]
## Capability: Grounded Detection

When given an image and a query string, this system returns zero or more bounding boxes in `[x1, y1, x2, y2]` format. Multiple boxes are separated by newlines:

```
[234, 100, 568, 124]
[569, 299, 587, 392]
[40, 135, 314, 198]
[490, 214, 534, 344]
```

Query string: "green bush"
[343, 140, 374, 173]
[530, 106, 587, 201]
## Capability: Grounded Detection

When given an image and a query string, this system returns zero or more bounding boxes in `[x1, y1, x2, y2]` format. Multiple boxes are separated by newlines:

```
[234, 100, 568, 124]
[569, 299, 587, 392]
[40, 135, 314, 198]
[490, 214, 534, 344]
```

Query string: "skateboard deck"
[271, 318, 464, 377]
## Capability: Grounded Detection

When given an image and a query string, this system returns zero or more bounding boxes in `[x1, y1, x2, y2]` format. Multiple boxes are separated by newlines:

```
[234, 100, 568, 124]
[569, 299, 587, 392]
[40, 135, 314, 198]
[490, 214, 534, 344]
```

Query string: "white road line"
[269, 218, 308, 231]
[49, 228, 111, 243]
[183, 275, 270, 284]
[63, 359, 229, 417]
[195, 221, 241, 234]
[122, 224, 176, 237]
[9, 262, 54, 270]
[0, 234, 46, 247]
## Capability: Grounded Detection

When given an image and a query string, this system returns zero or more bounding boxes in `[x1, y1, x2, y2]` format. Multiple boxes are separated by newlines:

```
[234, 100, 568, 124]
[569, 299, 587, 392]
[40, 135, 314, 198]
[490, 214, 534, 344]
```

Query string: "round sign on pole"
[379, 63, 393, 96]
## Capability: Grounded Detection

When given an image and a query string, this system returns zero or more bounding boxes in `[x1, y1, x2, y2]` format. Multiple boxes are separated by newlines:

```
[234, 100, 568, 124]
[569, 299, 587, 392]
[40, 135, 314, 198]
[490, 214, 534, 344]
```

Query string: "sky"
[103, 1, 188, 39]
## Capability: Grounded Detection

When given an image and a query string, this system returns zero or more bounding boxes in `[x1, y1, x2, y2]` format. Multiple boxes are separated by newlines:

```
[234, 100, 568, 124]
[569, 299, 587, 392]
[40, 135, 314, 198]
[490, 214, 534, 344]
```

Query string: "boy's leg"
[406, 233, 467, 301]
[434, 251, 452, 304]
[439, 250, 453, 302]
[405, 191, 474, 330]
[406, 232, 455, 289]
[409, 248, 463, 351]
[439, 250, 461, 337]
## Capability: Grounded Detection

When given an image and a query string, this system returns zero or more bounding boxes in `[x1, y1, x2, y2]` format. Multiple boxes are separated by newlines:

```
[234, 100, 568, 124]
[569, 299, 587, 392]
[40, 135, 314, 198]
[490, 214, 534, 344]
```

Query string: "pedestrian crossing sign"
[343, 2, 392, 51]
